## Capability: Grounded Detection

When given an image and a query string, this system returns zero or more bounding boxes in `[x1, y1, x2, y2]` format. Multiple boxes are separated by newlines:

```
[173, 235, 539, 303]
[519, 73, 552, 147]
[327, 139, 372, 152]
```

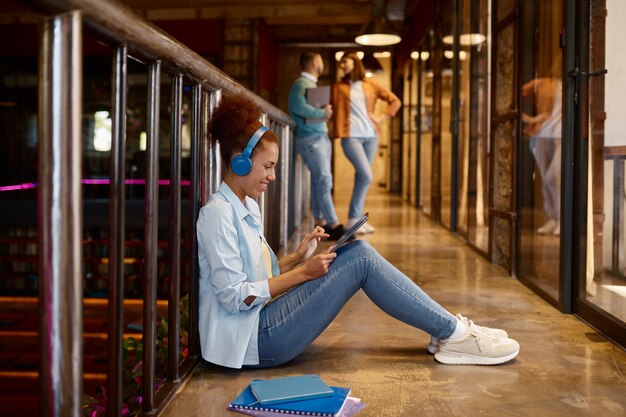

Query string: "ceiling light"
[420, 51, 430, 61]
[355, 0, 401, 46]
[410, 51, 419, 60]
[336, 50, 366, 62]
[442, 51, 468, 60]
[373, 51, 391, 59]
[442, 33, 486, 46]
[355, 17, 401, 46]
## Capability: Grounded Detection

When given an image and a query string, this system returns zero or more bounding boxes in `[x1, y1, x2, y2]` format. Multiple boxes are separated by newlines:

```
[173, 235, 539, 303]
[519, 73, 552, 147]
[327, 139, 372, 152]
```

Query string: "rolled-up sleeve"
[197, 204, 271, 314]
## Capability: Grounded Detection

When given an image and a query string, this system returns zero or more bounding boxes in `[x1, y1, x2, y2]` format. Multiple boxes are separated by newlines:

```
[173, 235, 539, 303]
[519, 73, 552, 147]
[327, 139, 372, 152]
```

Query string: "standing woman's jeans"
[341, 136, 378, 220]
[251, 240, 457, 368]
[296, 134, 339, 225]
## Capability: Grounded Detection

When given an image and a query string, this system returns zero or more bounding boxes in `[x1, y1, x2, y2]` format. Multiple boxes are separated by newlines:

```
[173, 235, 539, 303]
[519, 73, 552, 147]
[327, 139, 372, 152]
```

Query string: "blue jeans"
[296, 134, 339, 225]
[341, 136, 378, 220]
[251, 241, 456, 368]
[529, 136, 561, 220]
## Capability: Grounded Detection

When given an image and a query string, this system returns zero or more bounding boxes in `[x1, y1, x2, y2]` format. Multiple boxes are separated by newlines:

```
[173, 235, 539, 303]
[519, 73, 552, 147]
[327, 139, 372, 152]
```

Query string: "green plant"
[83, 294, 190, 417]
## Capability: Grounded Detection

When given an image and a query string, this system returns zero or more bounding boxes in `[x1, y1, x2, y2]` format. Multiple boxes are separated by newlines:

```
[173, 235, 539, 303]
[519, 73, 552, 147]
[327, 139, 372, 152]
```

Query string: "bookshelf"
[0, 226, 191, 299]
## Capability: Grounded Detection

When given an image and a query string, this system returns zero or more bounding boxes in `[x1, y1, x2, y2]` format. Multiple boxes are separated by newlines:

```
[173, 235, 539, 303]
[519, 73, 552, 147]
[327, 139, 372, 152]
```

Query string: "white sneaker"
[362, 223, 375, 234]
[347, 218, 367, 235]
[434, 329, 520, 365]
[537, 219, 557, 235]
[427, 315, 508, 354]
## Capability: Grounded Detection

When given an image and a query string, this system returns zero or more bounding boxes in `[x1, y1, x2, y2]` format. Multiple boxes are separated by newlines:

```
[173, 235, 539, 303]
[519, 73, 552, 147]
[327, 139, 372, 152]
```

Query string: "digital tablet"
[329, 212, 369, 253]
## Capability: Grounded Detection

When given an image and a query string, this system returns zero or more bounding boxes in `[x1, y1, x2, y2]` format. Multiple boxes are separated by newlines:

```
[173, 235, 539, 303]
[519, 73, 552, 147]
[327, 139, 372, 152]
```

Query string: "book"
[305, 85, 330, 124]
[229, 382, 351, 417]
[250, 375, 333, 405]
[229, 396, 365, 417]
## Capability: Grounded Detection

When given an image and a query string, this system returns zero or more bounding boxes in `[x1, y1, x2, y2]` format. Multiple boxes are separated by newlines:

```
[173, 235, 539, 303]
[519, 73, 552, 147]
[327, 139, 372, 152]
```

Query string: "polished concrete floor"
[160, 191, 626, 417]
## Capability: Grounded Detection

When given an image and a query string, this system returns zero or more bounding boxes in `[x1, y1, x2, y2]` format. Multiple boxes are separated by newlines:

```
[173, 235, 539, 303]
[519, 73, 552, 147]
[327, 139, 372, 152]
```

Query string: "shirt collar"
[218, 182, 261, 221]
[300, 71, 318, 83]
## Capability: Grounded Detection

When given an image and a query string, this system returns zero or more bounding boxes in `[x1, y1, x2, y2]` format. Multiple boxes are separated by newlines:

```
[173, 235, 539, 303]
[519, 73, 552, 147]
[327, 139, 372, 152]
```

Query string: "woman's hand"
[295, 226, 328, 261]
[369, 113, 388, 126]
[301, 249, 337, 281]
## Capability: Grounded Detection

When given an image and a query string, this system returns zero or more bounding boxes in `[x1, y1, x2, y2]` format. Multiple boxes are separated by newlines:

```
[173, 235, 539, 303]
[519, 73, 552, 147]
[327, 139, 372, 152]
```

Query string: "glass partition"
[419, 40, 433, 216]
[581, 0, 626, 324]
[518, 0, 564, 300]
[466, 0, 491, 253]
[441, 22, 453, 229]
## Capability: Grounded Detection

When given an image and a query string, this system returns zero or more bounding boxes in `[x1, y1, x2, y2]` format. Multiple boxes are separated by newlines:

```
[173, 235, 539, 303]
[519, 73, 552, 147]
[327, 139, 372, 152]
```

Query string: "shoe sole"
[434, 348, 519, 365]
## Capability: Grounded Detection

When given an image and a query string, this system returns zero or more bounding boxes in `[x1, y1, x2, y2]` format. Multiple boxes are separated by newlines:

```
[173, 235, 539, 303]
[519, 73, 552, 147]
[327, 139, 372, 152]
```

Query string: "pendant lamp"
[355, 0, 401, 46]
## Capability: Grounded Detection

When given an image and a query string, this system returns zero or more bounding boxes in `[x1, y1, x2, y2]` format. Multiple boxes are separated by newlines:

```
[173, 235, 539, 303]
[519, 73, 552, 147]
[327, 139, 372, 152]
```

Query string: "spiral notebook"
[228, 396, 365, 417]
[229, 382, 351, 417]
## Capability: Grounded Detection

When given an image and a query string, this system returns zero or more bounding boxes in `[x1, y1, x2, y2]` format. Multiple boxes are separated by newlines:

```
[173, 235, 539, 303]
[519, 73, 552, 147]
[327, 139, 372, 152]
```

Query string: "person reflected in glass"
[331, 52, 401, 234]
[522, 75, 562, 236]
[196, 94, 520, 370]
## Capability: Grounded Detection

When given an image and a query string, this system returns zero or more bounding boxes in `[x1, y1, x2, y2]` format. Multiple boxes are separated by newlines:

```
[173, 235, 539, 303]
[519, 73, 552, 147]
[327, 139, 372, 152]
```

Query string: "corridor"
[160, 190, 626, 417]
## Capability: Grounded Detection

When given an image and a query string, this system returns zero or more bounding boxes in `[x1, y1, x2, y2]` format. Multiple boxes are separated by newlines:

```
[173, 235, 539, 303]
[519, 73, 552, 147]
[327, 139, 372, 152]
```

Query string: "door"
[572, 0, 626, 347]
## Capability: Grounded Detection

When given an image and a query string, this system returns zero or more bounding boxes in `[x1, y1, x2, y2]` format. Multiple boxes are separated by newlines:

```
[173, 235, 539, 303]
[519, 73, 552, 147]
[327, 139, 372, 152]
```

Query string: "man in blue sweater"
[288, 52, 345, 240]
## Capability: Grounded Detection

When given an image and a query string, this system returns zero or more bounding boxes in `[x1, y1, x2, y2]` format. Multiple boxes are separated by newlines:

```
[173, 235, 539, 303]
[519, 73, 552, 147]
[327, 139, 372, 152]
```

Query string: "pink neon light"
[0, 179, 191, 192]
[0, 182, 38, 191]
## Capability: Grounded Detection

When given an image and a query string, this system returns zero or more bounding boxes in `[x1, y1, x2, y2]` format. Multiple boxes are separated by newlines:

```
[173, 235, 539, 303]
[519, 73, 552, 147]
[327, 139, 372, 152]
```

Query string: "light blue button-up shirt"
[197, 182, 279, 368]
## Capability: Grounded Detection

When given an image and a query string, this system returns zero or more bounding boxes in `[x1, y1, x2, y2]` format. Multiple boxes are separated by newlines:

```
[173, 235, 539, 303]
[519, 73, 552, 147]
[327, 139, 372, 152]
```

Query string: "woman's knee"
[355, 170, 373, 186]
[335, 239, 374, 258]
[314, 171, 333, 192]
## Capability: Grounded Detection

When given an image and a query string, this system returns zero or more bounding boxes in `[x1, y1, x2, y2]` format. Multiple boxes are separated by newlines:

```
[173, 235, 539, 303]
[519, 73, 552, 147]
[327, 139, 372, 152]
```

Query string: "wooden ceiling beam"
[125, 0, 370, 8]
[142, 3, 371, 21]
[264, 15, 368, 26]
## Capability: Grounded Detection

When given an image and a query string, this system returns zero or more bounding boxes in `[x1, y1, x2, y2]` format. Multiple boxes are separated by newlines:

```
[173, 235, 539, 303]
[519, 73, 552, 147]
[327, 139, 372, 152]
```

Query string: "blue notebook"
[229, 382, 351, 417]
[250, 375, 334, 405]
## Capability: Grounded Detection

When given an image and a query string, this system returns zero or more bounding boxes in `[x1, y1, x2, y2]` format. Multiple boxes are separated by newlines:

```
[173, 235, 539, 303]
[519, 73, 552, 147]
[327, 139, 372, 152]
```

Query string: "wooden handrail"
[31, 0, 294, 127]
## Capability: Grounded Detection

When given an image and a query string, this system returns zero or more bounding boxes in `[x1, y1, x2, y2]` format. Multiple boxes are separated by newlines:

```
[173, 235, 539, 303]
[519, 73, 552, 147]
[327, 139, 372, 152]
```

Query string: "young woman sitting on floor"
[196, 94, 520, 369]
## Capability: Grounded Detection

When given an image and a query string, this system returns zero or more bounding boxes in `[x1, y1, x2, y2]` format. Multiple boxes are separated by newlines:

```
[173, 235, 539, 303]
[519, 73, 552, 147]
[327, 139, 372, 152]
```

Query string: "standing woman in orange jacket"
[331, 52, 401, 233]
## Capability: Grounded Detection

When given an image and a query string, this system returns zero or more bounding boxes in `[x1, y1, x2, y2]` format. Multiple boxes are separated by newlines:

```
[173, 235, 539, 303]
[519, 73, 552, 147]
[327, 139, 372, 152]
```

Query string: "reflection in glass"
[456, 0, 472, 237]
[518, 0, 563, 299]
[583, 0, 626, 323]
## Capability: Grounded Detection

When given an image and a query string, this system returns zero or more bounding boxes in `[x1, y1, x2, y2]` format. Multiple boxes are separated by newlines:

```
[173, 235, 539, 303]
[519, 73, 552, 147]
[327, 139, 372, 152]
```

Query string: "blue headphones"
[230, 125, 270, 176]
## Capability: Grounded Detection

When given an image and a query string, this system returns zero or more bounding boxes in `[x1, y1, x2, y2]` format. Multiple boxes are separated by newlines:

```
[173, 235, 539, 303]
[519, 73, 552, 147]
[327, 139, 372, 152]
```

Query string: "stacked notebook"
[227, 375, 365, 417]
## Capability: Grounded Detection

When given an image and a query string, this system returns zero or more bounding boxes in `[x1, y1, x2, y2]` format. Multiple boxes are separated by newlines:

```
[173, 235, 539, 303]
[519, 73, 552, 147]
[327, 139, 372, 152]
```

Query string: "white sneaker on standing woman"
[347, 217, 372, 235]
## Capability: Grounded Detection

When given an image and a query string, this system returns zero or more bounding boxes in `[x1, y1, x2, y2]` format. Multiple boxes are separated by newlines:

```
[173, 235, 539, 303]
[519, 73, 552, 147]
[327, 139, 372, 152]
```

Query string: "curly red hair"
[210, 94, 278, 165]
